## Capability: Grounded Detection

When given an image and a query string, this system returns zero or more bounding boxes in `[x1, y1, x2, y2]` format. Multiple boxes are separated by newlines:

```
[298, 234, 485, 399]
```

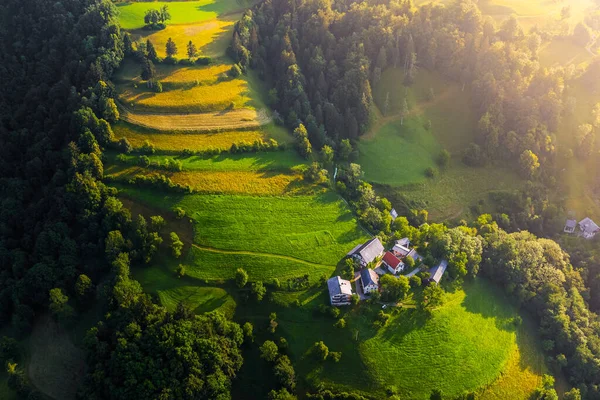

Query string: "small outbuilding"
[564, 219, 577, 234]
[428, 260, 448, 285]
[327, 276, 353, 306]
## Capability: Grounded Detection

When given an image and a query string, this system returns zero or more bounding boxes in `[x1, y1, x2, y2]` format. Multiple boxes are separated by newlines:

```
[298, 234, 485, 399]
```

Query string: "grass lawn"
[117, 0, 244, 30]
[116, 187, 370, 266]
[359, 117, 440, 186]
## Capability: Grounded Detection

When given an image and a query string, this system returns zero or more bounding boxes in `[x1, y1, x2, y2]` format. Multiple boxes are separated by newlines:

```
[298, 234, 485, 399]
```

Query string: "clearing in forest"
[362, 67, 523, 221]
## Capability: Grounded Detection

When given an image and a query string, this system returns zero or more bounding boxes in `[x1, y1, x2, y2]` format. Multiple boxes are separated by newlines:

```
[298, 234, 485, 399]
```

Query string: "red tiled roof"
[383, 252, 402, 269]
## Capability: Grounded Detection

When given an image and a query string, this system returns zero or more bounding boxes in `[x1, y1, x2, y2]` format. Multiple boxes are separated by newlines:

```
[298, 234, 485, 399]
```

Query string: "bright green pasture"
[180, 246, 336, 284]
[108, 150, 304, 172]
[133, 260, 236, 316]
[117, 187, 370, 266]
[117, 0, 243, 30]
[359, 117, 439, 186]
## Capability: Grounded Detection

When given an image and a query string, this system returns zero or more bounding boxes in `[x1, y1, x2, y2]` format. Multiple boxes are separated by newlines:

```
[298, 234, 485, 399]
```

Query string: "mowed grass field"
[117, 186, 370, 266]
[117, 0, 244, 30]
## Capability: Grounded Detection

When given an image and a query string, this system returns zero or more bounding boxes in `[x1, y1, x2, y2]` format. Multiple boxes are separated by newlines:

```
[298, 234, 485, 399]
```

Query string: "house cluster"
[564, 217, 600, 239]
[327, 237, 447, 306]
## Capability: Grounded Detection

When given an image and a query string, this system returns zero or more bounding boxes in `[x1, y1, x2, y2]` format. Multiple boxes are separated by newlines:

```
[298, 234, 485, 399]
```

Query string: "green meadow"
[116, 0, 244, 30]
[118, 186, 370, 266]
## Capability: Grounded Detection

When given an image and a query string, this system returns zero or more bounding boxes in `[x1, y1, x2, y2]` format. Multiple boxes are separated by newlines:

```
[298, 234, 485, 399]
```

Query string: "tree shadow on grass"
[461, 278, 519, 333]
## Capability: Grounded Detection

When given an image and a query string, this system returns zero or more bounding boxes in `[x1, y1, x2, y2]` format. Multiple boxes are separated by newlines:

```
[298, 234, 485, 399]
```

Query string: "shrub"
[409, 275, 422, 288]
[328, 351, 342, 362]
[140, 140, 156, 155]
[235, 268, 248, 288]
[228, 64, 242, 78]
[170, 232, 183, 258]
[138, 155, 150, 167]
[334, 318, 346, 329]
[118, 137, 132, 154]
[425, 167, 437, 178]
[173, 207, 185, 219]
[177, 58, 194, 66]
[176, 264, 186, 278]
[313, 341, 329, 361]
[195, 56, 212, 65]
[437, 149, 450, 167]
[162, 56, 177, 65]
[260, 340, 279, 362]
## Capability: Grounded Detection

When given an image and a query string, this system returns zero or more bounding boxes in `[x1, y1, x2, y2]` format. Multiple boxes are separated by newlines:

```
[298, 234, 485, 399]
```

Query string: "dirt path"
[191, 243, 334, 268]
[119, 104, 271, 132]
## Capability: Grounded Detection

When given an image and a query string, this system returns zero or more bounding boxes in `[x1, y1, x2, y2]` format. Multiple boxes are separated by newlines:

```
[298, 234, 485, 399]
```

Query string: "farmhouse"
[579, 217, 600, 239]
[564, 219, 577, 234]
[360, 268, 380, 294]
[428, 260, 448, 285]
[327, 276, 353, 306]
[347, 237, 385, 267]
[382, 251, 404, 274]
[392, 238, 423, 262]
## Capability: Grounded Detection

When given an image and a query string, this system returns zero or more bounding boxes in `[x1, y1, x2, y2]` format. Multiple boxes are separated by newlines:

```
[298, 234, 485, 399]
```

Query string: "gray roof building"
[350, 238, 384, 265]
[327, 276, 353, 306]
[429, 260, 448, 284]
[360, 268, 379, 287]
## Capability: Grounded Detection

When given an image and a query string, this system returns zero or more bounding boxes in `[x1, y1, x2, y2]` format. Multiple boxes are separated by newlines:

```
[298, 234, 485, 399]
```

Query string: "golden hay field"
[117, 78, 250, 113]
[106, 166, 304, 196]
[113, 123, 267, 151]
[130, 19, 235, 59]
[118, 107, 269, 131]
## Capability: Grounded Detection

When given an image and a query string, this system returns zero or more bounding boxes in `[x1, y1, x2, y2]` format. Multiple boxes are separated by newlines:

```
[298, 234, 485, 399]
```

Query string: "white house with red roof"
[382, 251, 404, 274]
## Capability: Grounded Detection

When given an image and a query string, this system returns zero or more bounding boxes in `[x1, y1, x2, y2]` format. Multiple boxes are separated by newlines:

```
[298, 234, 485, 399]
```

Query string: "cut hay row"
[117, 77, 250, 113]
[119, 105, 271, 132]
[106, 167, 306, 196]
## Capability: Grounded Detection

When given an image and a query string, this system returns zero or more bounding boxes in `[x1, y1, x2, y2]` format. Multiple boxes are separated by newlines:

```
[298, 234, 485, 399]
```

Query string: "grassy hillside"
[118, 187, 370, 266]
[362, 67, 523, 221]
[232, 279, 547, 399]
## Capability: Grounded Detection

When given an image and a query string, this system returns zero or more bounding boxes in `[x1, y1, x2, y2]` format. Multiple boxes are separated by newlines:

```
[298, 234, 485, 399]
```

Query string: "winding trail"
[191, 243, 334, 269]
